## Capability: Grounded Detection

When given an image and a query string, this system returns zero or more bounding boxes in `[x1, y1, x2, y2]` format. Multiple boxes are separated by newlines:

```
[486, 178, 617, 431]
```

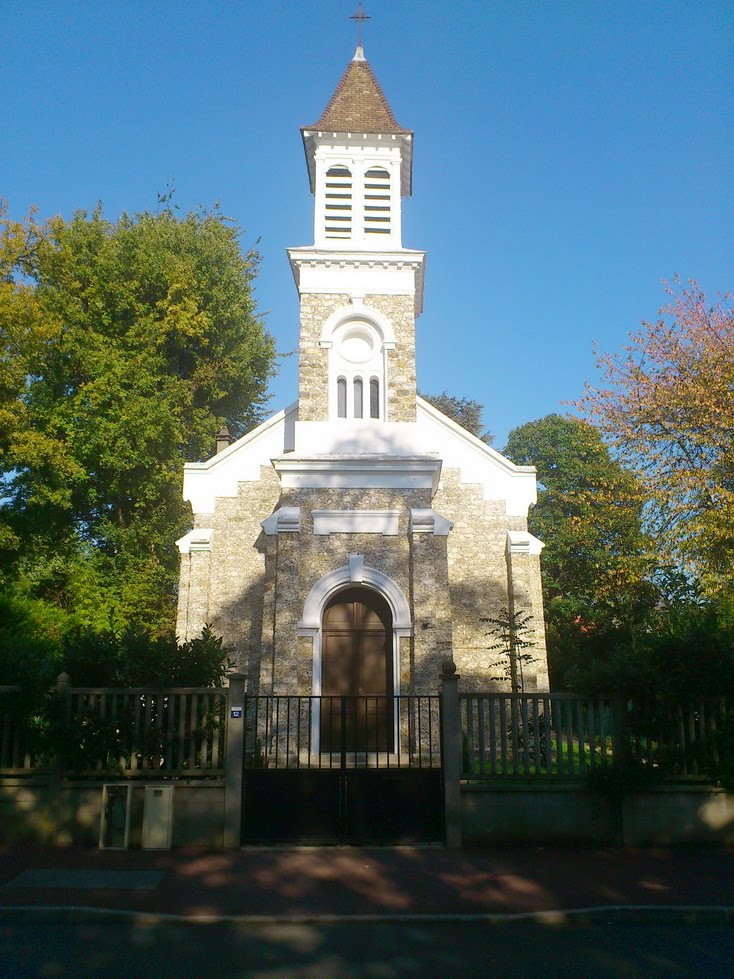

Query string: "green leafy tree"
[504, 414, 656, 687]
[0, 202, 276, 639]
[420, 391, 493, 444]
[579, 280, 734, 598]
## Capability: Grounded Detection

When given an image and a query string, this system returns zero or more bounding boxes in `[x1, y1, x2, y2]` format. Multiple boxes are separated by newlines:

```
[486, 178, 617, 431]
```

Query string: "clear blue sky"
[3, 0, 732, 448]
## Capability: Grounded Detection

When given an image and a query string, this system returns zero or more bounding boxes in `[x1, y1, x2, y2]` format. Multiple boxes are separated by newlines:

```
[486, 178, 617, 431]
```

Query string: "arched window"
[364, 168, 391, 236]
[337, 377, 347, 418]
[325, 312, 388, 422]
[353, 378, 364, 419]
[325, 166, 352, 239]
[369, 378, 380, 419]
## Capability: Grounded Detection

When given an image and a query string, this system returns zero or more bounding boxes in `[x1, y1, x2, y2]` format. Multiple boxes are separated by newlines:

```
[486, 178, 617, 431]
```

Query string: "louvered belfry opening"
[325, 165, 353, 238]
[364, 167, 391, 235]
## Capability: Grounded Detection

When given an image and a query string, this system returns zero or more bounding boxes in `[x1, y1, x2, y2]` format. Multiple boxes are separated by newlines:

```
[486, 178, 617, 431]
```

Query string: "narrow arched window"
[337, 377, 347, 418]
[325, 166, 352, 239]
[364, 168, 391, 236]
[353, 378, 364, 419]
[369, 378, 380, 419]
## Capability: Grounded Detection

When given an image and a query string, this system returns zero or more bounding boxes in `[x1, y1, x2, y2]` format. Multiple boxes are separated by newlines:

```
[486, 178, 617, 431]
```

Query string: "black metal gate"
[241, 695, 443, 844]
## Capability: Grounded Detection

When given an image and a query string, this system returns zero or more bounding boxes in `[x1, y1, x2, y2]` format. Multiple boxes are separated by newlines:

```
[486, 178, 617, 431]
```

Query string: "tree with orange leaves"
[579, 280, 734, 598]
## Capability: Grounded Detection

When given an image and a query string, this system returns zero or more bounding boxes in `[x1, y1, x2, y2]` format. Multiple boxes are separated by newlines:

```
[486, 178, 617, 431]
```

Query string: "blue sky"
[2, 0, 732, 448]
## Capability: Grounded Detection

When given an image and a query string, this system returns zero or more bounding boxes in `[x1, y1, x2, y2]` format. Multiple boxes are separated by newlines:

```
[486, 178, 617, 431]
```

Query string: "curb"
[1, 904, 734, 926]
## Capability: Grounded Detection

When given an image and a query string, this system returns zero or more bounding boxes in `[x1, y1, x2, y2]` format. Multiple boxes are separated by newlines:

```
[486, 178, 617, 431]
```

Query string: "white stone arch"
[319, 305, 395, 421]
[298, 555, 412, 696]
[318, 303, 396, 349]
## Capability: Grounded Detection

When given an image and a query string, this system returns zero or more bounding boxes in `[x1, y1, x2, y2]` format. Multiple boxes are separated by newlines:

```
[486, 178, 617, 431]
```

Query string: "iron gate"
[241, 695, 443, 844]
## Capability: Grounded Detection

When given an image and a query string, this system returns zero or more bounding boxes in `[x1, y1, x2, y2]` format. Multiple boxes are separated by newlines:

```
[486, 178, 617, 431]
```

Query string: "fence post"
[610, 695, 629, 845]
[49, 672, 71, 843]
[223, 673, 246, 848]
[440, 658, 463, 848]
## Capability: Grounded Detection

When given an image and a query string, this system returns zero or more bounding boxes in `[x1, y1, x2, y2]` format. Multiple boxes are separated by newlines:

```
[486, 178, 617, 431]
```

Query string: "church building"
[175, 43, 549, 696]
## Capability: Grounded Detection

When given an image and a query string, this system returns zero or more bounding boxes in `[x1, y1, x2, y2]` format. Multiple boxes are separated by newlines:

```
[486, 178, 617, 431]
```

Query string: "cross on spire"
[350, 1, 370, 48]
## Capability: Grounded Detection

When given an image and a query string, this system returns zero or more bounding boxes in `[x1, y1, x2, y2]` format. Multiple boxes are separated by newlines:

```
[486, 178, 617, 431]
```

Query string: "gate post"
[440, 659, 463, 848]
[223, 672, 246, 848]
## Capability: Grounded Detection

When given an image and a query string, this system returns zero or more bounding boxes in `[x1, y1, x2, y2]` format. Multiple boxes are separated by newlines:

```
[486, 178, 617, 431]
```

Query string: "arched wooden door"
[321, 587, 394, 752]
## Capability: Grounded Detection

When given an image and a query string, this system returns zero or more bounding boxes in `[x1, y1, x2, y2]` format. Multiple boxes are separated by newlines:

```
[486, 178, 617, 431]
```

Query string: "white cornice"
[176, 528, 213, 554]
[272, 454, 441, 492]
[287, 247, 426, 315]
[301, 130, 413, 197]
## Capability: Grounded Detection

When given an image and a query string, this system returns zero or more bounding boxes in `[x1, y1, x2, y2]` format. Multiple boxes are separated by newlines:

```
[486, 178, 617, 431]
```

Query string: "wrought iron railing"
[242, 695, 441, 770]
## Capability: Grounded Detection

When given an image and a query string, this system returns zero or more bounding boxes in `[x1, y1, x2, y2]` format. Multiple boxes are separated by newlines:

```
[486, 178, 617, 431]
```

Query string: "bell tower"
[288, 41, 425, 433]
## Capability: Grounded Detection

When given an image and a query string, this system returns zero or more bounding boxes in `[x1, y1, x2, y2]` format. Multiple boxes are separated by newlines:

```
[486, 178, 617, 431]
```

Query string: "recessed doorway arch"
[297, 556, 412, 699]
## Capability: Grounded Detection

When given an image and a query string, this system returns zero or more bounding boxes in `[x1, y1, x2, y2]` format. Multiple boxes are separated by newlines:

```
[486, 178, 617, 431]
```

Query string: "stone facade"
[175, 46, 550, 696]
[176, 462, 549, 693]
[297, 292, 417, 424]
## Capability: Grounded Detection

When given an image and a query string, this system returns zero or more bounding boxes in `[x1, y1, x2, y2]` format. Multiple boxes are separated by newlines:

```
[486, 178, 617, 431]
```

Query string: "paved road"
[2, 914, 734, 977]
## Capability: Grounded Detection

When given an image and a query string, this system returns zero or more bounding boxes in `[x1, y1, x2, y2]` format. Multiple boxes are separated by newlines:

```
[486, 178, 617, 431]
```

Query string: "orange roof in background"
[305, 49, 411, 135]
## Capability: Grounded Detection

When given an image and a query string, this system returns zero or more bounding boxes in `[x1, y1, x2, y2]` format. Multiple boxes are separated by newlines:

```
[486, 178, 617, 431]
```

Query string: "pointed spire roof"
[305, 47, 411, 135]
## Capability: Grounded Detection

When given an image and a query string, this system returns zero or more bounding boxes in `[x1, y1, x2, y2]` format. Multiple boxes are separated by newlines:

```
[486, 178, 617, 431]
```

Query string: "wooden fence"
[460, 693, 731, 781]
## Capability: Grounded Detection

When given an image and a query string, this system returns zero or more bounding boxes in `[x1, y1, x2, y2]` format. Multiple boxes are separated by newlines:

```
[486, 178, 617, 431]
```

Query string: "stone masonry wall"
[297, 293, 342, 421]
[177, 464, 549, 694]
[176, 466, 281, 683]
[432, 467, 549, 692]
[297, 292, 417, 423]
[263, 486, 446, 695]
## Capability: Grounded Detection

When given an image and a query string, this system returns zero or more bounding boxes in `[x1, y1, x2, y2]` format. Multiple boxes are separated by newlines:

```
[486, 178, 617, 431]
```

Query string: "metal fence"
[242, 695, 442, 770]
[0, 686, 36, 773]
[0, 685, 227, 778]
[460, 693, 731, 781]
[460, 693, 615, 778]
[626, 698, 730, 779]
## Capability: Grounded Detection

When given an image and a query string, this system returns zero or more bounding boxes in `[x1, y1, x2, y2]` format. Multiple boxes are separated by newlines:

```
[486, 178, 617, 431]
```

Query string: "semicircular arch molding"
[298, 560, 412, 634]
[318, 304, 396, 348]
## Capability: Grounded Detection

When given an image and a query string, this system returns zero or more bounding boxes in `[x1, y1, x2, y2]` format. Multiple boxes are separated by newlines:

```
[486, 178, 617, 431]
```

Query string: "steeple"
[307, 50, 411, 137]
[289, 37, 425, 429]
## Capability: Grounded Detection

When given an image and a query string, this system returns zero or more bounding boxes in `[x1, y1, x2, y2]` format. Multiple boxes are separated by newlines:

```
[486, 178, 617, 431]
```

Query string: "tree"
[579, 280, 734, 598]
[0, 202, 276, 638]
[504, 414, 656, 687]
[419, 390, 493, 444]
[483, 608, 538, 693]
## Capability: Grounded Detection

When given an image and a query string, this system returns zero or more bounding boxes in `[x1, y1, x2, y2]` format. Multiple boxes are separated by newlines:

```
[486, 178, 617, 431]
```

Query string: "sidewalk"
[1, 845, 733, 922]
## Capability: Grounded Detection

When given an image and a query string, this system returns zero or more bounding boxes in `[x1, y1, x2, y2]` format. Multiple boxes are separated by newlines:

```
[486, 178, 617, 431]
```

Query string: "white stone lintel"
[506, 530, 545, 556]
[176, 528, 213, 554]
[409, 508, 454, 536]
[313, 509, 400, 536]
[261, 506, 302, 536]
